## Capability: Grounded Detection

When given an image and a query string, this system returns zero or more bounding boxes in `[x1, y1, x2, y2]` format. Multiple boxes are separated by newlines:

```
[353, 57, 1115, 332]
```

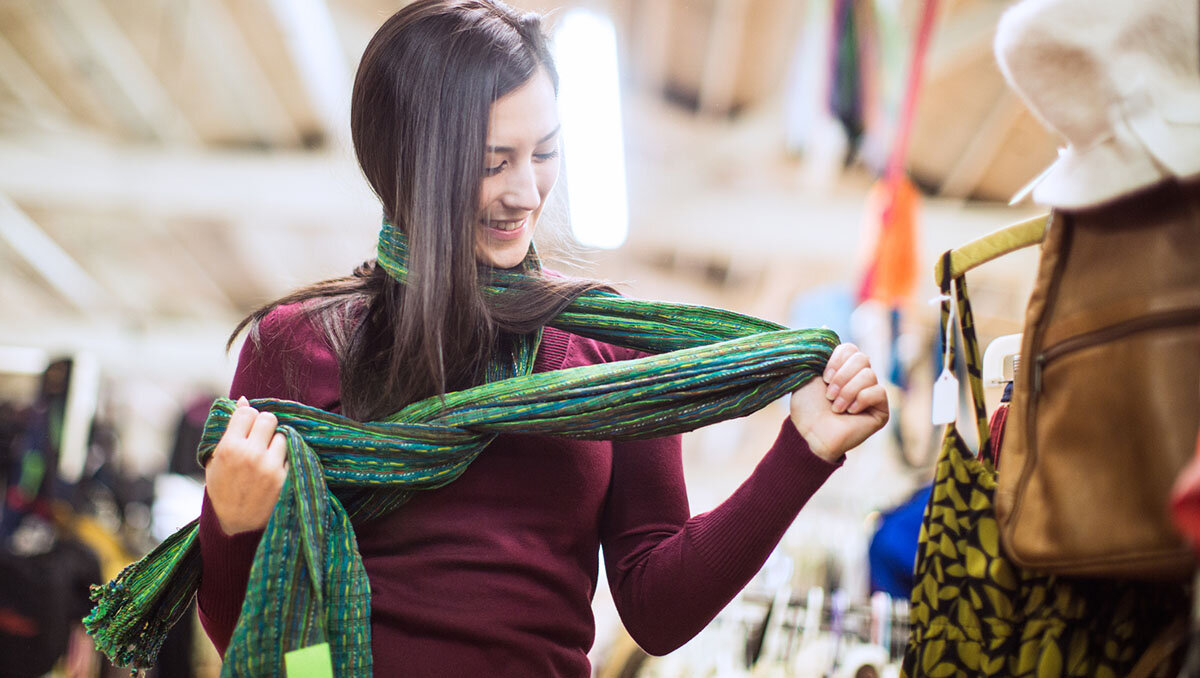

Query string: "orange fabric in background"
[859, 176, 919, 306]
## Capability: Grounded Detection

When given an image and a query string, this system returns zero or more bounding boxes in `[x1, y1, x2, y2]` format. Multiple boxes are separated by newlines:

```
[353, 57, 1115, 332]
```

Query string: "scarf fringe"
[83, 520, 201, 669]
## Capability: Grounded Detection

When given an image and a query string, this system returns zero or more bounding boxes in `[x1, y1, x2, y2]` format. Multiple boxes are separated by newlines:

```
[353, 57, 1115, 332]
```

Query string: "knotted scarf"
[84, 223, 839, 676]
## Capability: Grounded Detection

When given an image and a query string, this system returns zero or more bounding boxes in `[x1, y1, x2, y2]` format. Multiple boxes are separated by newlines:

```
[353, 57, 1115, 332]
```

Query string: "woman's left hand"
[789, 342, 889, 463]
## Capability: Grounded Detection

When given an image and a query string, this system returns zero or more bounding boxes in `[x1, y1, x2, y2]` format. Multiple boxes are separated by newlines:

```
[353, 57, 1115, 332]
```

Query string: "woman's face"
[475, 67, 561, 269]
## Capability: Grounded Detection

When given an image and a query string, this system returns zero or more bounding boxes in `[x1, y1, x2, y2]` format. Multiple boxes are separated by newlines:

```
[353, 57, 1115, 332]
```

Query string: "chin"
[485, 252, 528, 269]
[474, 251, 514, 269]
[477, 240, 533, 270]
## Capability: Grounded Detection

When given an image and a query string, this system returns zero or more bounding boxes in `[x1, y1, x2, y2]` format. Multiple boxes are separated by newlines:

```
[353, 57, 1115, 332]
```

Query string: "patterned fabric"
[85, 228, 839, 676]
[901, 258, 1187, 678]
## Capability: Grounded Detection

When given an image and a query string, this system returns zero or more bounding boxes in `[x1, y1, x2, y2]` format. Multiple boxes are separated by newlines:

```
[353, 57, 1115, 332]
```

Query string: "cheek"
[477, 177, 502, 214]
[536, 160, 561, 202]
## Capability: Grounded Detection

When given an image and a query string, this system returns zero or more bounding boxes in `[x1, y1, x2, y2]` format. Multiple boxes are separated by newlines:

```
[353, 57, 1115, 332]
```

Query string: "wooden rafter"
[938, 88, 1026, 199]
[925, 0, 1008, 82]
[1, 0, 124, 134]
[261, 0, 352, 148]
[184, 0, 305, 146]
[0, 28, 68, 117]
[37, 0, 198, 144]
[168, 217, 281, 311]
[699, 0, 748, 116]
[0, 192, 109, 315]
[0, 136, 378, 223]
[633, 0, 672, 92]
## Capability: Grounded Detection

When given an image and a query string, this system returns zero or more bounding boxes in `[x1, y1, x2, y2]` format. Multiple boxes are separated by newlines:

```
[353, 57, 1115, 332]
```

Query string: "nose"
[501, 161, 542, 212]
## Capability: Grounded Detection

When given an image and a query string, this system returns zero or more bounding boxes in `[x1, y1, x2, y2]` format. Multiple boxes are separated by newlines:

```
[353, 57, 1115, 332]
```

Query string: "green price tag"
[284, 642, 334, 678]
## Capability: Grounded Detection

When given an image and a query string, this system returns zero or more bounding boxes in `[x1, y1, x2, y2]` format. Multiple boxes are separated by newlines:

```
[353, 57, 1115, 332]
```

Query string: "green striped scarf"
[84, 226, 838, 676]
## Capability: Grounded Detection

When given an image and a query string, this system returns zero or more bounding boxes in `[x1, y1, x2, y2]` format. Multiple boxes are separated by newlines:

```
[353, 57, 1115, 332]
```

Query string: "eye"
[484, 160, 507, 177]
[534, 149, 560, 162]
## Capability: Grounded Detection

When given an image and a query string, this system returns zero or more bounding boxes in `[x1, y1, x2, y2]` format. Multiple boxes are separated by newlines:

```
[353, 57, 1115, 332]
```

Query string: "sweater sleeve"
[599, 417, 839, 656]
[197, 303, 341, 655]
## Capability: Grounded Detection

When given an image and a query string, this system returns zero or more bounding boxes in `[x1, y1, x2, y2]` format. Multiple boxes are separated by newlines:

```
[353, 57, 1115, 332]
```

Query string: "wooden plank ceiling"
[0, 0, 1054, 335]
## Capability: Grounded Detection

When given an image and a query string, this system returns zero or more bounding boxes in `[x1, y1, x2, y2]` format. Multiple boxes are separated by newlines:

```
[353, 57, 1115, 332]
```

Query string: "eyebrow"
[486, 125, 561, 153]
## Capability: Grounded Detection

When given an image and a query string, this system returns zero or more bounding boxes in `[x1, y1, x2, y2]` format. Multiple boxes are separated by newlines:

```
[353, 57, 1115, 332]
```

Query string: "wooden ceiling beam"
[0, 27, 68, 117]
[185, 0, 305, 146]
[326, 4, 378, 69]
[938, 88, 1025, 199]
[633, 0, 672, 92]
[0, 136, 379, 224]
[0, 192, 110, 316]
[2, 0, 124, 134]
[925, 0, 1008, 83]
[698, 0, 748, 116]
[261, 0, 352, 148]
[38, 0, 198, 144]
[168, 217, 287, 312]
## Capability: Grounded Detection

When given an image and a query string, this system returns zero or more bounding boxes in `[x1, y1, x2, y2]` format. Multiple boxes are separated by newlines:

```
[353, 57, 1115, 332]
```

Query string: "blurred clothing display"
[1, 360, 70, 540]
[0, 537, 100, 678]
[168, 395, 220, 480]
[867, 484, 930, 599]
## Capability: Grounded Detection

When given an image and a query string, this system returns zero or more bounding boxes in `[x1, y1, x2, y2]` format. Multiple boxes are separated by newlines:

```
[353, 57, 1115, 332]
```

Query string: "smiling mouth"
[482, 217, 527, 232]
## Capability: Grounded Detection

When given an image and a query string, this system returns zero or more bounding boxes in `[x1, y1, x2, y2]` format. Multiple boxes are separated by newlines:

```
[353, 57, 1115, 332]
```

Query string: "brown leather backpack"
[995, 180, 1200, 579]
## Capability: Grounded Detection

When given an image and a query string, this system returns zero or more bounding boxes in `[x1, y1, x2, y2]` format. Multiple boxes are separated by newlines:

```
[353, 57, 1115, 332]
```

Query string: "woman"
[199, 1, 889, 675]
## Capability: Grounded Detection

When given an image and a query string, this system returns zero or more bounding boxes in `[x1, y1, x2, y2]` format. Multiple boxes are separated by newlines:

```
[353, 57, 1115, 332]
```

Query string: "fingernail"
[237, 396, 249, 407]
[832, 397, 847, 413]
[823, 368, 833, 381]
[826, 384, 840, 401]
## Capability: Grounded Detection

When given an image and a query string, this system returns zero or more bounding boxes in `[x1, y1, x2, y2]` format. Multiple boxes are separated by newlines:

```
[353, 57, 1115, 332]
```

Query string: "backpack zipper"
[1033, 307, 1200, 394]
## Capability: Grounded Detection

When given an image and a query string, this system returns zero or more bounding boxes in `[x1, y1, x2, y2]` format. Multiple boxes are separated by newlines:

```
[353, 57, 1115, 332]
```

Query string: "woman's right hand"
[204, 396, 288, 535]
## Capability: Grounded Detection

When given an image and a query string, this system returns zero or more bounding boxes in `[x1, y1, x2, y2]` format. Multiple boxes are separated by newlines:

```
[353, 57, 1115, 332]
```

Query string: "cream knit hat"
[994, 0, 1200, 209]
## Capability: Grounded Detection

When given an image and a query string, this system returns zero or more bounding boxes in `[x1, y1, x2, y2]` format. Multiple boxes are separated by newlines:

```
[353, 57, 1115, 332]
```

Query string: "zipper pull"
[1033, 353, 1046, 395]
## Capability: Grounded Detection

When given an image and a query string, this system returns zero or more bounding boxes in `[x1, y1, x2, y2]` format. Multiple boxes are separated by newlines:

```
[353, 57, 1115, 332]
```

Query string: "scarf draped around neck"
[84, 224, 838, 676]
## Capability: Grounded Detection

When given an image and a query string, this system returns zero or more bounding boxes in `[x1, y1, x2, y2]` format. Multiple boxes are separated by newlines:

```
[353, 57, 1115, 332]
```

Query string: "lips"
[487, 219, 524, 231]
[480, 216, 529, 240]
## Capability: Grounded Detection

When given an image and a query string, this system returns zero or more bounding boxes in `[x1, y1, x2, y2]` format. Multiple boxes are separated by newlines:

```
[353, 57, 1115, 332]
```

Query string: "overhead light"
[553, 9, 628, 249]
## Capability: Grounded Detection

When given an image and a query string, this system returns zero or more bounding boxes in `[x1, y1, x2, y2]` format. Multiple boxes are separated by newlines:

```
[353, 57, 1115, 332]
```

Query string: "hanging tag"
[932, 277, 960, 426]
[285, 643, 334, 678]
[931, 367, 958, 425]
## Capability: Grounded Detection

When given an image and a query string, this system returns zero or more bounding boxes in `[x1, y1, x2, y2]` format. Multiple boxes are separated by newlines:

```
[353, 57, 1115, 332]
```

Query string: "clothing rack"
[0, 345, 100, 484]
[620, 584, 910, 677]
[738, 587, 910, 671]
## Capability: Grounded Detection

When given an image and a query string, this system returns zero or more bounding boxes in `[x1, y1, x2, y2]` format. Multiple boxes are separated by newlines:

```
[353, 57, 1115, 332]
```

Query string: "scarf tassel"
[83, 522, 201, 669]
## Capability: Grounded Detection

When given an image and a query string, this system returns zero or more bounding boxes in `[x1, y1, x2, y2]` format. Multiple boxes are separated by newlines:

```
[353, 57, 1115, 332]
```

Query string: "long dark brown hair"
[227, 0, 607, 421]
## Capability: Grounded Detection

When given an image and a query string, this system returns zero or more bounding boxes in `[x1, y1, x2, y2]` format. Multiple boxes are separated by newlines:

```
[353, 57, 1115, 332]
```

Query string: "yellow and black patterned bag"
[900, 253, 1187, 678]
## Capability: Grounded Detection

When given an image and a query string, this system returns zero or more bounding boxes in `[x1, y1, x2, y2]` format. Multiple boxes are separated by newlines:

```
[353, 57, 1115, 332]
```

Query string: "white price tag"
[933, 278, 961, 426]
[931, 367, 959, 425]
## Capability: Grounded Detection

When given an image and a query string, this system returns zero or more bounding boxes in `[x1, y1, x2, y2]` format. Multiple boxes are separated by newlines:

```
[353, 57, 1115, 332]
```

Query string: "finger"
[822, 343, 858, 382]
[826, 352, 869, 401]
[832, 367, 878, 413]
[247, 410, 279, 449]
[847, 383, 887, 415]
[265, 431, 289, 469]
[224, 402, 259, 438]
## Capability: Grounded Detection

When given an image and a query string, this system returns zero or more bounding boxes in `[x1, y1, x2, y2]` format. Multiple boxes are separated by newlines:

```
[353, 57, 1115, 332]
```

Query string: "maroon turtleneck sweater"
[197, 302, 840, 676]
